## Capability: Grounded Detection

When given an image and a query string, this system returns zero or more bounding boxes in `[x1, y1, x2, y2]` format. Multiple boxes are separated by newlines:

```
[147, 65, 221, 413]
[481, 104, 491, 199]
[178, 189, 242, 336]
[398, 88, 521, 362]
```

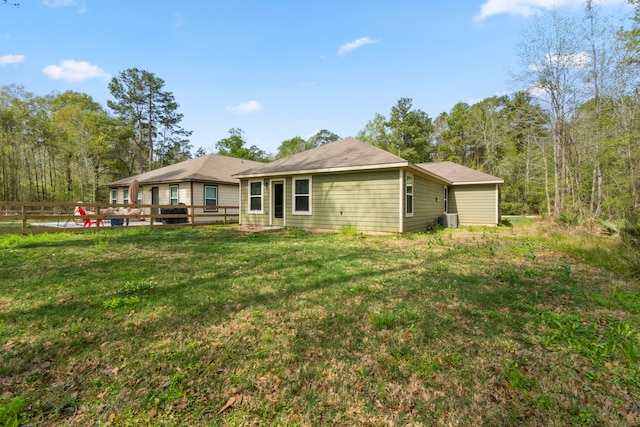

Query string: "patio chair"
[77, 206, 103, 227]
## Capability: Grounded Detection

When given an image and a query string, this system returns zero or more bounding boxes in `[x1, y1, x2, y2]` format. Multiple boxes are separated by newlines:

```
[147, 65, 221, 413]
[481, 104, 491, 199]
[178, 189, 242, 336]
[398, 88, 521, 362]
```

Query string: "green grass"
[1, 220, 639, 426]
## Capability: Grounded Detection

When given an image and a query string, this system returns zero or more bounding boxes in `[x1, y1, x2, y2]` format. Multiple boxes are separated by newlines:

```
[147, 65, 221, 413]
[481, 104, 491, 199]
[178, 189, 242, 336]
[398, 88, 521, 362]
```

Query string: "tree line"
[1, 2, 639, 222]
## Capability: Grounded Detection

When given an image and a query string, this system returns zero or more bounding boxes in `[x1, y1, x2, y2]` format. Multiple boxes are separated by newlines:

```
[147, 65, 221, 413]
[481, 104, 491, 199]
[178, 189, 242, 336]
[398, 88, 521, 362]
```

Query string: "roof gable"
[235, 137, 407, 177]
[107, 154, 264, 186]
[416, 161, 503, 184]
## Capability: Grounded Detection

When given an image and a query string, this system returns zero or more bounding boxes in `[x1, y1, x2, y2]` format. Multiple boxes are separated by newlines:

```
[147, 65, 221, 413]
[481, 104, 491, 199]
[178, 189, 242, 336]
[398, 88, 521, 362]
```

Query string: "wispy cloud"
[42, 59, 109, 82]
[174, 12, 186, 29]
[228, 100, 262, 113]
[43, 0, 87, 13]
[1, 33, 10, 41]
[0, 54, 25, 66]
[42, 0, 77, 8]
[337, 37, 378, 56]
[475, 0, 627, 21]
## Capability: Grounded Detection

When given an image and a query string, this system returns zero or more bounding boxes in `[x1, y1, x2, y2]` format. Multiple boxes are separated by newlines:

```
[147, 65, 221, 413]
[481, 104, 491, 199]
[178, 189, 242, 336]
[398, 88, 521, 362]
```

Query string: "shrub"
[499, 218, 513, 227]
[559, 211, 580, 226]
[620, 218, 640, 276]
[0, 396, 27, 427]
[501, 201, 526, 216]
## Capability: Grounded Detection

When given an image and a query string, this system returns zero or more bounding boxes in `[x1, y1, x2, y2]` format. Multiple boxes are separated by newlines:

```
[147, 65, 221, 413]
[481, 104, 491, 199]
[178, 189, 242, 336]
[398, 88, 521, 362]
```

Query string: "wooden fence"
[0, 201, 240, 235]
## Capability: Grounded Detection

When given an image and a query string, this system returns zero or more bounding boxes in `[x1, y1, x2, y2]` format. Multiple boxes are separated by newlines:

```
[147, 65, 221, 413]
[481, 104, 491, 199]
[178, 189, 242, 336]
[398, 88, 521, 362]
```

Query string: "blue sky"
[0, 0, 632, 156]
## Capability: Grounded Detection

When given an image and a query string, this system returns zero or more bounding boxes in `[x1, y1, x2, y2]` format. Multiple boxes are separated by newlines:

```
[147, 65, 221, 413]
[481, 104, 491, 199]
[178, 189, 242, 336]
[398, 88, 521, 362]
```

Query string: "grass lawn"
[1, 221, 639, 426]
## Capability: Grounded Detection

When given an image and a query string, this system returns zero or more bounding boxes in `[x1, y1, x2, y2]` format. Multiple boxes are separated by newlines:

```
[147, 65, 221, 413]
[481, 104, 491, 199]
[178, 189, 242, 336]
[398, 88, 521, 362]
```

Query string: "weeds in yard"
[0, 396, 27, 427]
[1, 221, 639, 426]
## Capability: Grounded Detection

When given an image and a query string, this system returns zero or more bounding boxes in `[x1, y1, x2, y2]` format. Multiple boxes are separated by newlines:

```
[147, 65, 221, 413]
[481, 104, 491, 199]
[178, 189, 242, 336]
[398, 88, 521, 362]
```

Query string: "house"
[106, 154, 263, 223]
[233, 137, 503, 233]
[417, 161, 503, 226]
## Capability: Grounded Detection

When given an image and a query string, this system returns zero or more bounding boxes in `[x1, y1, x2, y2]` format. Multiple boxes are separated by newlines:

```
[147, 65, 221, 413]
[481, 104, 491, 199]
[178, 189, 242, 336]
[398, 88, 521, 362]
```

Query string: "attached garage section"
[449, 184, 500, 225]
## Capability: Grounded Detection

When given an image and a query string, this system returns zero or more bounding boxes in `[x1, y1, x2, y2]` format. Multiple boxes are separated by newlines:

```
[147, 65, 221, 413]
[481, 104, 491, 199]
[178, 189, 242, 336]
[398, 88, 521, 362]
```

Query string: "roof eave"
[451, 180, 504, 185]
[406, 164, 452, 185]
[107, 178, 239, 187]
[235, 162, 410, 179]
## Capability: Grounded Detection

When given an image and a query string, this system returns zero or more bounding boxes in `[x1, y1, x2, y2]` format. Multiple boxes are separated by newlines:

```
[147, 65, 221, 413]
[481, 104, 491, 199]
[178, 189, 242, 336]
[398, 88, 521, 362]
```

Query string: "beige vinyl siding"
[148, 183, 189, 205]
[449, 184, 498, 225]
[239, 179, 271, 226]
[285, 170, 400, 233]
[191, 183, 239, 223]
[403, 174, 445, 232]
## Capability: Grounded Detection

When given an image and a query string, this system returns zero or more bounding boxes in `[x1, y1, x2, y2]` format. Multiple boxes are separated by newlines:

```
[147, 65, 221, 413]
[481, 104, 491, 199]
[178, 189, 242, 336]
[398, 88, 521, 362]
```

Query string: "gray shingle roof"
[106, 154, 264, 186]
[416, 161, 503, 184]
[234, 137, 408, 177]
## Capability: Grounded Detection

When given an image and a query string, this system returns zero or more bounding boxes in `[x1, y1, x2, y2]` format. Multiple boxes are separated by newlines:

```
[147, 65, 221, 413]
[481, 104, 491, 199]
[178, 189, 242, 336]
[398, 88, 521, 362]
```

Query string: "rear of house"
[106, 154, 263, 223]
[236, 138, 454, 233]
[417, 161, 503, 226]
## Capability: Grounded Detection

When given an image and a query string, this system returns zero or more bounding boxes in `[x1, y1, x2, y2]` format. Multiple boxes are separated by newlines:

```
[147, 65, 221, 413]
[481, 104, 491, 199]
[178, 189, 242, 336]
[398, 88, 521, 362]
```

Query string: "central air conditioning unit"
[444, 213, 458, 229]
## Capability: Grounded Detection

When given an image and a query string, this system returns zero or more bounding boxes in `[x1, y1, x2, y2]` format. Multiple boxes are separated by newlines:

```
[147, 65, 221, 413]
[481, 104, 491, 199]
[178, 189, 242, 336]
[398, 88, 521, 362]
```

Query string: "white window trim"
[292, 176, 312, 215]
[405, 173, 414, 217]
[123, 188, 129, 205]
[204, 185, 218, 212]
[248, 180, 264, 214]
[169, 185, 179, 205]
[111, 189, 117, 205]
[270, 179, 286, 226]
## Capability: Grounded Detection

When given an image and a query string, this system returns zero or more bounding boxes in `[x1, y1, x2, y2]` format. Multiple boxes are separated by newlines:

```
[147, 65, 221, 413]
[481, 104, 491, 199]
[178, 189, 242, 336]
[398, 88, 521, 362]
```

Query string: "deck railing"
[0, 201, 240, 234]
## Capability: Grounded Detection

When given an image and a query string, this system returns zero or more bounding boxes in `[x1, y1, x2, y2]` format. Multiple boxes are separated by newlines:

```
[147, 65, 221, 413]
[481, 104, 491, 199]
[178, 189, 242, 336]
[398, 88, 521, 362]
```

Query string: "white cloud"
[528, 84, 548, 98]
[228, 100, 262, 113]
[547, 52, 591, 68]
[42, 59, 109, 82]
[43, 0, 77, 7]
[1, 33, 10, 41]
[174, 12, 186, 29]
[43, 0, 87, 13]
[337, 37, 378, 56]
[0, 54, 25, 66]
[529, 51, 591, 72]
[475, 0, 627, 21]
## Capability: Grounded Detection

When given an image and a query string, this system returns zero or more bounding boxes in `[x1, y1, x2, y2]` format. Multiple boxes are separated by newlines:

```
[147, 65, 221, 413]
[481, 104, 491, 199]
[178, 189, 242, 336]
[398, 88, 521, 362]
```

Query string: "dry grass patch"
[1, 222, 639, 426]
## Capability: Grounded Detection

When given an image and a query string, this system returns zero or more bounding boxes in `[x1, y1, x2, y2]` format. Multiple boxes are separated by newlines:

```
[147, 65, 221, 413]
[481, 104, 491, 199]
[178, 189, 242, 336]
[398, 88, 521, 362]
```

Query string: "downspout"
[238, 180, 243, 225]
[496, 184, 502, 225]
[398, 169, 404, 233]
[190, 181, 194, 223]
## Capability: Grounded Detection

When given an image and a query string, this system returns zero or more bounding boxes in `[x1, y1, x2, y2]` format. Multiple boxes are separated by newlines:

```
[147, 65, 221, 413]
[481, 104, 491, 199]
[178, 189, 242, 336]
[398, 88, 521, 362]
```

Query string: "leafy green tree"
[276, 136, 308, 159]
[275, 130, 341, 159]
[357, 113, 391, 152]
[0, 85, 55, 201]
[50, 91, 116, 202]
[386, 98, 434, 163]
[435, 102, 470, 164]
[215, 128, 268, 161]
[307, 129, 340, 146]
[358, 99, 433, 163]
[467, 96, 509, 171]
[108, 68, 191, 173]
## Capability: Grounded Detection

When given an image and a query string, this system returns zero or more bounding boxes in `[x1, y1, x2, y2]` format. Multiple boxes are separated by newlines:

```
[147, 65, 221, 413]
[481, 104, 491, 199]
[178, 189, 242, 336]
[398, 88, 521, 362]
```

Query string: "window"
[444, 187, 448, 213]
[204, 186, 218, 211]
[170, 185, 179, 205]
[405, 173, 413, 216]
[111, 189, 117, 205]
[123, 189, 129, 205]
[293, 177, 311, 214]
[249, 181, 263, 213]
